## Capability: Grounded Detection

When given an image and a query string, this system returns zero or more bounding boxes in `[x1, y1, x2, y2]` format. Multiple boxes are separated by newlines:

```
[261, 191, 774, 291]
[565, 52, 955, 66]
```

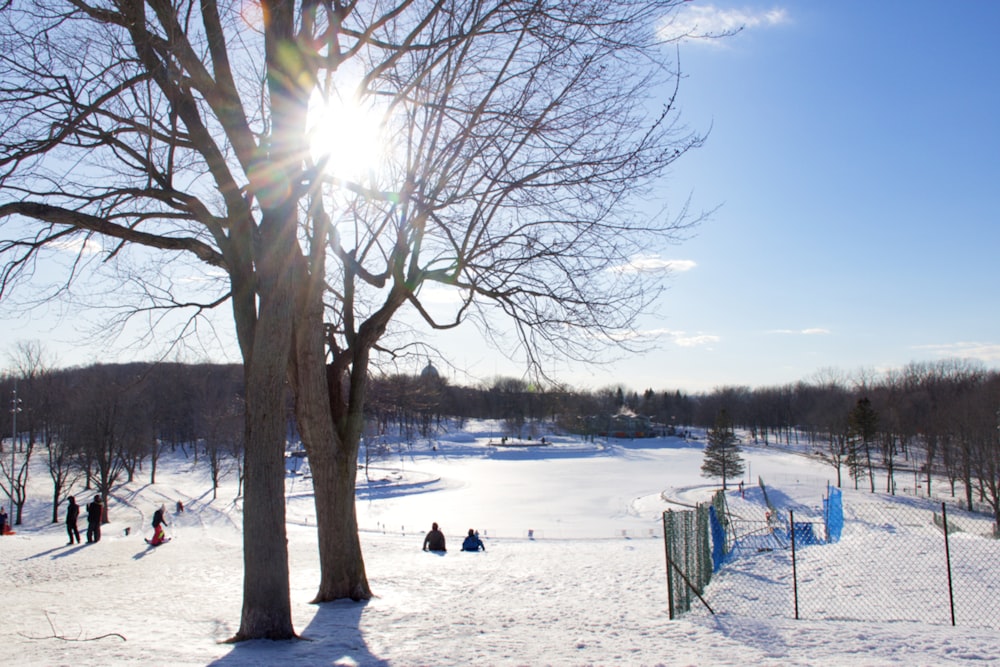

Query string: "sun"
[306, 89, 386, 185]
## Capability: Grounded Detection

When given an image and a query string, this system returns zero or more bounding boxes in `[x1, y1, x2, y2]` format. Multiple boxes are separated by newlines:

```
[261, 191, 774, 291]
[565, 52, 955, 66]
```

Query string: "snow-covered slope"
[4, 425, 999, 665]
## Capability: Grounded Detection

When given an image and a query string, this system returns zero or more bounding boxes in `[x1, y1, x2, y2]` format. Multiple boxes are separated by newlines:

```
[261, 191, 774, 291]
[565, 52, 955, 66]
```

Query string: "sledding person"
[461, 528, 485, 552]
[65, 496, 81, 545]
[422, 522, 446, 552]
[150, 504, 169, 546]
[86, 495, 103, 543]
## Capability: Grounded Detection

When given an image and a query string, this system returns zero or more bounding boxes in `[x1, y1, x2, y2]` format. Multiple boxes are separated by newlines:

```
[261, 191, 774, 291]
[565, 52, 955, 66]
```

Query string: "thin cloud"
[673, 332, 721, 347]
[662, 4, 790, 42]
[768, 328, 831, 335]
[51, 237, 103, 256]
[913, 342, 1000, 363]
[609, 255, 697, 275]
[623, 327, 719, 348]
[177, 267, 229, 284]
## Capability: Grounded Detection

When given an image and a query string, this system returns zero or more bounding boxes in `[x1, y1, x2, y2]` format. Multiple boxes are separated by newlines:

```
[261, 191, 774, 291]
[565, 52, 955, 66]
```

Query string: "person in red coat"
[151, 504, 169, 545]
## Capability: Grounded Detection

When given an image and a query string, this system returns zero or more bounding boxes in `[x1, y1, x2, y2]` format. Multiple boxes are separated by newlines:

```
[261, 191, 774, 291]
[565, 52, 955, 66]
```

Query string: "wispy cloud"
[767, 328, 831, 335]
[177, 267, 229, 284]
[662, 4, 790, 42]
[620, 327, 719, 348]
[912, 342, 1000, 363]
[51, 237, 103, 256]
[609, 255, 696, 275]
[673, 332, 721, 347]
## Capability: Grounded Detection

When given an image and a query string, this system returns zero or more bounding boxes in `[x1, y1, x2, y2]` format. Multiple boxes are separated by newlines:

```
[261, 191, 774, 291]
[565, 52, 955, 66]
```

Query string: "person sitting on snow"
[461, 528, 485, 552]
[151, 504, 169, 545]
[422, 522, 446, 552]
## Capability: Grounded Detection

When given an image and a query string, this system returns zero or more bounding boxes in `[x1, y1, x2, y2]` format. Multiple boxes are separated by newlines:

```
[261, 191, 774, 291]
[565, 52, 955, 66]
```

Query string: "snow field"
[4, 424, 1000, 665]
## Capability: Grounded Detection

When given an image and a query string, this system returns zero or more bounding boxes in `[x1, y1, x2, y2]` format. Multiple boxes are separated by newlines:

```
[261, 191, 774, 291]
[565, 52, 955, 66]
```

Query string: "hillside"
[4, 423, 999, 665]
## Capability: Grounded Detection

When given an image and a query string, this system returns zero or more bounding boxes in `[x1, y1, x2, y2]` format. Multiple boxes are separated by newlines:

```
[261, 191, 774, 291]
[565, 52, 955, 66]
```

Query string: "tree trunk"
[230, 201, 299, 641]
[234, 339, 295, 640]
[307, 430, 371, 602]
[291, 278, 372, 602]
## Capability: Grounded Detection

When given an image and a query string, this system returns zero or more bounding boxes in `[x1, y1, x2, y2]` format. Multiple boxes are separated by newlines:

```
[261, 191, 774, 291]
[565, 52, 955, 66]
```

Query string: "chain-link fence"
[665, 485, 1000, 628]
[662, 492, 725, 619]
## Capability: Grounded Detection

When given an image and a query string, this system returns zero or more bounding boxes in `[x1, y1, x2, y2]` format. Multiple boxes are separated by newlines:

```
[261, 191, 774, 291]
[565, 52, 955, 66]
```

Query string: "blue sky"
[436, 0, 1000, 391]
[654, 0, 1000, 391]
[2, 1, 998, 393]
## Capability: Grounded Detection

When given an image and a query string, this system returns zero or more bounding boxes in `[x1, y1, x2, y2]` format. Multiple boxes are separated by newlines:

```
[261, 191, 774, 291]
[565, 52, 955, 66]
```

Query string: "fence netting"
[663, 482, 1000, 628]
[662, 501, 713, 620]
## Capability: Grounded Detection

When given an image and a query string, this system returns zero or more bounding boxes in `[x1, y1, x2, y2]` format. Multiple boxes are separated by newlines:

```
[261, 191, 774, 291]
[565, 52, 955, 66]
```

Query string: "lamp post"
[9, 382, 20, 519]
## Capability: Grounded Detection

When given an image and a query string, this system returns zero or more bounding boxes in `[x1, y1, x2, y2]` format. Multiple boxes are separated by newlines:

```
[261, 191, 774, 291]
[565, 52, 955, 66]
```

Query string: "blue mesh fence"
[823, 486, 843, 542]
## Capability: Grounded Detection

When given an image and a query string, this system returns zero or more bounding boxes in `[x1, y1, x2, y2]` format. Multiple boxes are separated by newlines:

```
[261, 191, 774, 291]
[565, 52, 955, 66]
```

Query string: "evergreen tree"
[701, 409, 745, 490]
[847, 397, 879, 492]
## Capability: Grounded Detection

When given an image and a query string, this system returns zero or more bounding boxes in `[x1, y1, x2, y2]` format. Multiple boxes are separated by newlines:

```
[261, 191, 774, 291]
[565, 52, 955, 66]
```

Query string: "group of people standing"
[422, 522, 486, 553]
[64, 495, 172, 546]
[64, 495, 104, 544]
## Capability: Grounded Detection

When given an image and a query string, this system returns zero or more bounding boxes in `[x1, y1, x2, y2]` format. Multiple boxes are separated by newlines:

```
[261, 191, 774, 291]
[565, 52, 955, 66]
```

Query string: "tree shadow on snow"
[207, 599, 388, 666]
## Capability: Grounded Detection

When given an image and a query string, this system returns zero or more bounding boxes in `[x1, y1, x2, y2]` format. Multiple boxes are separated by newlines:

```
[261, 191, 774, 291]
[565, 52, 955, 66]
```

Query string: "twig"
[18, 611, 126, 642]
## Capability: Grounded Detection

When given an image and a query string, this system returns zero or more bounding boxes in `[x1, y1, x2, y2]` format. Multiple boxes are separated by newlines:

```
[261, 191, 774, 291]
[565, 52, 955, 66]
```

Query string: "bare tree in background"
[0, 0, 708, 639]
[64, 366, 134, 523]
[1, 341, 51, 525]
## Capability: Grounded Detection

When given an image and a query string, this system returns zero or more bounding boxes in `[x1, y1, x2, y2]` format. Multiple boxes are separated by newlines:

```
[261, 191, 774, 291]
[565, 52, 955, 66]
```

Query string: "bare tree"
[12, 348, 84, 524]
[283, 0, 709, 606]
[0, 0, 706, 637]
[63, 366, 132, 522]
[201, 373, 245, 501]
[1, 341, 51, 525]
[0, 378, 31, 525]
[0, 0, 321, 639]
[48, 408, 84, 524]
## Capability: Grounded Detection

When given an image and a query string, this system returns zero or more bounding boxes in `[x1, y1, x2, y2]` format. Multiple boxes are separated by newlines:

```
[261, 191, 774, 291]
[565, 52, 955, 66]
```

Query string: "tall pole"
[9, 381, 18, 519]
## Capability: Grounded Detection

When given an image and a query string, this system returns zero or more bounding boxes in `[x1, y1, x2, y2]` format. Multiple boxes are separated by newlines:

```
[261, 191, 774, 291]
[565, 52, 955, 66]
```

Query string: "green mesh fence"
[662, 503, 714, 619]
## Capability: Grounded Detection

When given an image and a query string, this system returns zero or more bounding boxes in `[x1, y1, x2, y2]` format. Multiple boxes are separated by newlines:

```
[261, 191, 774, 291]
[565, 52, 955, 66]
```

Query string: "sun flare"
[307, 90, 386, 184]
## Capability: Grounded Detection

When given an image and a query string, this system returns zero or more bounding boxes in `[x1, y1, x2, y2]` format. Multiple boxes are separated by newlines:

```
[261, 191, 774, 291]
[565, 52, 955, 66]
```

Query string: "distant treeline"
[3, 358, 999, 526]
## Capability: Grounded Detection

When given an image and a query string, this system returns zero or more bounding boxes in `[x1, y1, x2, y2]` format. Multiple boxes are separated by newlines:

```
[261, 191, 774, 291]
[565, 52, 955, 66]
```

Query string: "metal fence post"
[941, 502, 956, 626]
[663, 511, 675, 620]
[790, 509, 799, 620]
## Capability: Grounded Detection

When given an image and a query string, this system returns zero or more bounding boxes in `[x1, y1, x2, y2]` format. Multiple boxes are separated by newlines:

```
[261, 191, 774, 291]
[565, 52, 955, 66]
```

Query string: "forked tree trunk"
[291, 279, 372, 602]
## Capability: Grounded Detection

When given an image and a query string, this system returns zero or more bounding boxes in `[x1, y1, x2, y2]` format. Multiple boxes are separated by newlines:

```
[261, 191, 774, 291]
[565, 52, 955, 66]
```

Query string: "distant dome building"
[420, 361, 440, 381]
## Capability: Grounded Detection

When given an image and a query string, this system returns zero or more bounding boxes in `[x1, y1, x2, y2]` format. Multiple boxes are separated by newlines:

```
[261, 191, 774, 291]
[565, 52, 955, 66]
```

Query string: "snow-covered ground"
[4, 422, 1000, 666]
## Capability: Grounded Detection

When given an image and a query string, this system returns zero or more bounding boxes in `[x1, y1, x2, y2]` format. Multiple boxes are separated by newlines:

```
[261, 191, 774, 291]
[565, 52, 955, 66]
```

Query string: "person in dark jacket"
[461, 528, 485, 552]
[150, 504, 169, 546]
[422, 522, 446, 552]
[0, 507, 7, 536]
[65, 496, 81, 545]
[86, 495, 103, 543]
